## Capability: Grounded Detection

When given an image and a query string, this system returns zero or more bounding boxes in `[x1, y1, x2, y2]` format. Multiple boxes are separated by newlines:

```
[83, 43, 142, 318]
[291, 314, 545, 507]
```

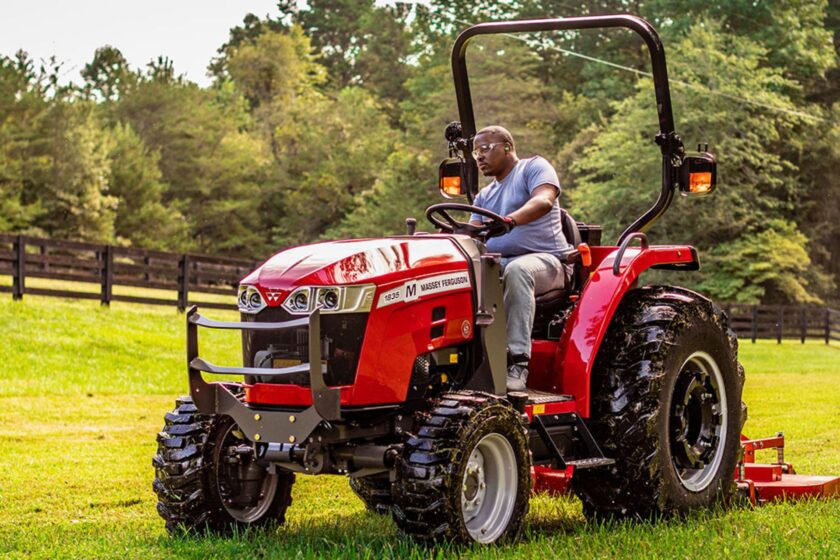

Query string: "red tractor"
[153, 15, 838, 544]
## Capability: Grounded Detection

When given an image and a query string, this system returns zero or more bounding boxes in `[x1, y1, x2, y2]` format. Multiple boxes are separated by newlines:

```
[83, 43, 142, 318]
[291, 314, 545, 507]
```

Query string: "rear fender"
[554, 243, 698, 417]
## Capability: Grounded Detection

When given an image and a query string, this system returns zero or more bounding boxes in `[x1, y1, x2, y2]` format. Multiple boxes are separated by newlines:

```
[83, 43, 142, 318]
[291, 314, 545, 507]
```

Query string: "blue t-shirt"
[470, 156, 571, 258]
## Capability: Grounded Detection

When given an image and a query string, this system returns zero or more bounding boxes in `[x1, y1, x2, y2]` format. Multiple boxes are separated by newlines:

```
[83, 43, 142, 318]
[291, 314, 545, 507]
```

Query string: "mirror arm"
[618, 157, 676, 245]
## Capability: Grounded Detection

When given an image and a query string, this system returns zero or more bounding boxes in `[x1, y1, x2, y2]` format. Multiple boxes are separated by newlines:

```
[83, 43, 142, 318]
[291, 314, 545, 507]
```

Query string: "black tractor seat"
[532, 210, 589, 337]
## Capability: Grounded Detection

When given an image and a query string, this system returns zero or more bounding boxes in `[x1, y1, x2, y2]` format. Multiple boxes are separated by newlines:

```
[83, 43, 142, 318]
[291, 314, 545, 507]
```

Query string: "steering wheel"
[425, 203, 509, 238]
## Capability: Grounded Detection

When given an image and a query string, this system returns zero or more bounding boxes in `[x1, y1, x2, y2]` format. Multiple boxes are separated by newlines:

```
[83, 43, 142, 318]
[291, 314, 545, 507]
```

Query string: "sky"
[0, 1, 282, 87]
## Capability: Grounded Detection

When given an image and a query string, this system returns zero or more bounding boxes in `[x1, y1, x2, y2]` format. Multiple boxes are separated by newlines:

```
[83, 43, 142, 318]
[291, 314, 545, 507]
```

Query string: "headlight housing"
[282, 285, 376, 315]
[238, 285, 267, 314]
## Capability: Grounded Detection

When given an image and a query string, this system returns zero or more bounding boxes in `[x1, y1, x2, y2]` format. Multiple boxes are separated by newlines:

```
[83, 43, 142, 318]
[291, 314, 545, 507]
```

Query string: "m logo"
[405, 281, 418, 301]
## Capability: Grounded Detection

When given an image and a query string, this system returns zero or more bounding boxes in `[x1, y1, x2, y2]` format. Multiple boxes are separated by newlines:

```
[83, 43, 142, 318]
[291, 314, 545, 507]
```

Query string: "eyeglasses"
[471, 142, 505, 158]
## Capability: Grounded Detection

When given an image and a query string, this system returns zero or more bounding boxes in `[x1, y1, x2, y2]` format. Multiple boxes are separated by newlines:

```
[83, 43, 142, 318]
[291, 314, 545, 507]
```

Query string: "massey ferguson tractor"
[153, 15, 839, 544]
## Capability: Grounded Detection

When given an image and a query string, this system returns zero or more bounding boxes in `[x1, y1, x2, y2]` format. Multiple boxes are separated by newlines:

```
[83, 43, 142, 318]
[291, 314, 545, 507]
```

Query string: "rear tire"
[392, 391, 531, 544]
[573, 286, 744, 519]
[153, 396, 295, 534]
[349, 474, 392, 515]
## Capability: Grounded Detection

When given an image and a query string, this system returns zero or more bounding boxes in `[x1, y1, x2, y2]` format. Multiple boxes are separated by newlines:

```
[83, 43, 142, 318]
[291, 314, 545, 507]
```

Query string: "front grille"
[241, 307, 368, 386]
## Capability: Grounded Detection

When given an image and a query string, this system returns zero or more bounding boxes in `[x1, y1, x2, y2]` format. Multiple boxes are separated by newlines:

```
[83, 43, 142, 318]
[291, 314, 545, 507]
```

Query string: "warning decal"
[377, 271, 471, 308]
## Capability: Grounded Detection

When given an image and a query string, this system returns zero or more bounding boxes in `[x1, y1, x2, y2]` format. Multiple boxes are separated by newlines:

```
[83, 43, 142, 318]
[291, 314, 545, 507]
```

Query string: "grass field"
[0, 294, 838, 559]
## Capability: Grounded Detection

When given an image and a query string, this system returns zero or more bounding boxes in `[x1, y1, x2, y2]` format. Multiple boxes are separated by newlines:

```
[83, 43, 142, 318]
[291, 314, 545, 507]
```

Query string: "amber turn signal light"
[689, 171, 713, 194]
[440, 176, 461, 196]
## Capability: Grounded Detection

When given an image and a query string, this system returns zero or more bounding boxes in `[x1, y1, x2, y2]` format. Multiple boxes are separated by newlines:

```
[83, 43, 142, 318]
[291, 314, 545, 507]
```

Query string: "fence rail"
[723, 304, 840, 344]
[0, 234, 259, 311]
[1, 233, 839, 339]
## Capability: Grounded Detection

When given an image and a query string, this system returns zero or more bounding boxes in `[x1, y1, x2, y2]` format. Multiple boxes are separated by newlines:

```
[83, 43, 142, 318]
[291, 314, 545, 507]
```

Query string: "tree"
[114, 72, 272, 255]
[223, 25, 323, 111]
[81, 46, 134, 101]
[647, 0, 835, 93]
[270, 87, 397, 246]
[106, 122, 187, 249]
[424, 1, 648, 121]
[145, 56, 186, 85]
[569, 22, 826, 303]
[401, 34, 564, 158]
[790, 105, 840, 302]
[208, 11, 291, 82]
[29, 99, 116, 242]
[324, 147, 441, 239]
[219, 26, 400, 246]
[697, 220, 824, 304]
[261, 0, 417, 113]
[213, 2, 414, 101]
[224, 26, 325, 166]
[0, 52, 46, 232]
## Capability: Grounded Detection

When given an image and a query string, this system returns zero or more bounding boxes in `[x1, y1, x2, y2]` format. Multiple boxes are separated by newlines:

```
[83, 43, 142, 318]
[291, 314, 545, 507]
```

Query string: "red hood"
[241, 237, 469, 291]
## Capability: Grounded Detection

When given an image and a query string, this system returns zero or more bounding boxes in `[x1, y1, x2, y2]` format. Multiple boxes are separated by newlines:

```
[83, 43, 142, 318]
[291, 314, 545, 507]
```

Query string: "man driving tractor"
[469, 125, 573, 391]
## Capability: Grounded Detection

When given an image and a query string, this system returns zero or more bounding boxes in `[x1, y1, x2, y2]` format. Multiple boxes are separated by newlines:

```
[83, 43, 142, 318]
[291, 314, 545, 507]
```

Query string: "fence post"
[777, 307, 783, 344]
[100, 244, 113, 306]
[826, 307, 831, 345]
[178, 254, 190, 312]
[751, 305, 757, 343]
[800, 307, 806, 344]
[12, 235, 25, 300]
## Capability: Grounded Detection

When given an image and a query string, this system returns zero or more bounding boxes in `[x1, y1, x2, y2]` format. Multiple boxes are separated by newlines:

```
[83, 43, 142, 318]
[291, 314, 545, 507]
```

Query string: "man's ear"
[504, 145, 510, 153]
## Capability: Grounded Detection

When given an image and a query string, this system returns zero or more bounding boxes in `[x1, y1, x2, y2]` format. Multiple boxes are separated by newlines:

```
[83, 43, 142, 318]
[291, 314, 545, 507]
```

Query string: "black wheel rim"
[669, 351, 727, 492]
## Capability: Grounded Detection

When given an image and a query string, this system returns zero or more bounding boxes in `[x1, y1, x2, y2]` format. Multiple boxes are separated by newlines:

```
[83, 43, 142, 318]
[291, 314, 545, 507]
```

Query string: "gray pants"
[501, 253, 571, 360]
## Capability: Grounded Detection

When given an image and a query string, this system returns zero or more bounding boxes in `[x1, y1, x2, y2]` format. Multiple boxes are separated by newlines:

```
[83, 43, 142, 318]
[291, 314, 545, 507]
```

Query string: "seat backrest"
[560, 209, 581, 249]
[532, 210, 584, 334]
[561, 209, 588, 293]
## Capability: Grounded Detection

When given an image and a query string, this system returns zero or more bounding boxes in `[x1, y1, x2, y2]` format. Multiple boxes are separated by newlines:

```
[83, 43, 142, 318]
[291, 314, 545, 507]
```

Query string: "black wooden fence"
[723, 304, 840, 344]
[1, 233, 839, 340]
[0, 233, 258, 311]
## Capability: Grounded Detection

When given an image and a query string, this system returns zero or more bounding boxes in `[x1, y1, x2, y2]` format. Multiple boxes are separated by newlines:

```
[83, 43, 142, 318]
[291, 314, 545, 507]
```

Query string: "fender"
[555, 243, 699, 417]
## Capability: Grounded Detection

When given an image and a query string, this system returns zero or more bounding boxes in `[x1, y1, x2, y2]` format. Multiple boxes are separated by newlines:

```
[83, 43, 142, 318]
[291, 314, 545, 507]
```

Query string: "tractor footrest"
[567, 457, 615, 469]
[525, 389, 574, 405]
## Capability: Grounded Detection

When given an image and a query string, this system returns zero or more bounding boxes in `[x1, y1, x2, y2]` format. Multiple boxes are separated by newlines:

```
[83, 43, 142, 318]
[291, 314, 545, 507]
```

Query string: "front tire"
[573, 286, 744, 519]
[392, 391, 531, 544]
[153, 396, 295, 534]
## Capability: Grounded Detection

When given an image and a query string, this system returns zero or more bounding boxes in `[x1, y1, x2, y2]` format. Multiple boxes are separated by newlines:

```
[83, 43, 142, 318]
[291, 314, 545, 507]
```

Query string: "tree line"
[1, 1, 838, 305]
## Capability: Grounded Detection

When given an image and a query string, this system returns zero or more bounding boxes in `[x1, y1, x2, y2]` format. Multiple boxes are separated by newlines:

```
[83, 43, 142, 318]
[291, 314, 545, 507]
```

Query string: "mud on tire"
[573, 286, 745, 519]
[152, 396, 295, 534]
[392, 391, 531, 544]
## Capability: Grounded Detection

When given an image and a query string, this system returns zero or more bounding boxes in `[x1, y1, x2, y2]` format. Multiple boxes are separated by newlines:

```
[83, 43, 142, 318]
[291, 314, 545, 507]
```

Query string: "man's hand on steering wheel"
[483, 215, 516, 237]
[425, 203, 516, 239]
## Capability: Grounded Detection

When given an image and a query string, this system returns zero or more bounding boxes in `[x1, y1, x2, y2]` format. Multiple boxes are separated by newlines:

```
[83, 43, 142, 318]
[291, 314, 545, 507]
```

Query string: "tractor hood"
[241, 237, 470, 292]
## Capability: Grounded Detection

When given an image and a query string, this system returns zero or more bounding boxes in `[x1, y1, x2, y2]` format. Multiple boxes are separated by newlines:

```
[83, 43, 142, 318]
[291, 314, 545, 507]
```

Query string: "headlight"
[286, 287, 311, 313]
[282, 285, 375, 315]
[238, 285, 267, 314]
[317, 287, 340, 310]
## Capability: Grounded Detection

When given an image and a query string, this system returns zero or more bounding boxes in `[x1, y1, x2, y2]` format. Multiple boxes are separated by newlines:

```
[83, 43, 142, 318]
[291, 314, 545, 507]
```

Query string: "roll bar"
[450, 15, 686, 243]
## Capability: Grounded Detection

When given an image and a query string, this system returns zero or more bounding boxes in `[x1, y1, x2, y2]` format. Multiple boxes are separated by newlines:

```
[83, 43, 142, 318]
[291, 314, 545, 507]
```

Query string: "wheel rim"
[460, 433, 518, 543]
[669, 350, 728, 492]
[215, 423, 278, 522]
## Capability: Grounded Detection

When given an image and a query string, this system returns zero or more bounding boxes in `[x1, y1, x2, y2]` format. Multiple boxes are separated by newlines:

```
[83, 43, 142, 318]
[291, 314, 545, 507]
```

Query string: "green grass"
[0, 294, 838, 559]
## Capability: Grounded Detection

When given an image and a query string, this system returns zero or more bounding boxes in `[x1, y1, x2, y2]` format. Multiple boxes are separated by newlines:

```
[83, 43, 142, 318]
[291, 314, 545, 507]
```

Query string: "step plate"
[526, 389, 574, 405]
[567, 457, 615, 469]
